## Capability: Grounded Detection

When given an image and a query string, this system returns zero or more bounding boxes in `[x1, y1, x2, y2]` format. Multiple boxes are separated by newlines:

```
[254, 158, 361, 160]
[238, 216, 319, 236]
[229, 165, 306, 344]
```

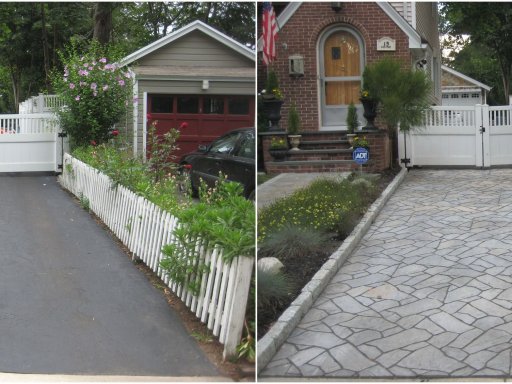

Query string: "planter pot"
[288, 134, 302, 150]
[360, 99, 379, 131]
[262, 99, 284, 131]
[346, 133, 356, 147]
[269, 148, 288, 161]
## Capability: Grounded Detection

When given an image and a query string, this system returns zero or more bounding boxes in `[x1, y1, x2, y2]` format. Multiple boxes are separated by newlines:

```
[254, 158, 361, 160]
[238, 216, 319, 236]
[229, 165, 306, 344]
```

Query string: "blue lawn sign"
[353, 147, 369, 165]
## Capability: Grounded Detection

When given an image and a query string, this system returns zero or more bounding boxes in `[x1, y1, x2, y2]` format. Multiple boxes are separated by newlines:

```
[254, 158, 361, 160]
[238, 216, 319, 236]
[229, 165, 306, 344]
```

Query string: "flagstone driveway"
[260, 169, 512, 379]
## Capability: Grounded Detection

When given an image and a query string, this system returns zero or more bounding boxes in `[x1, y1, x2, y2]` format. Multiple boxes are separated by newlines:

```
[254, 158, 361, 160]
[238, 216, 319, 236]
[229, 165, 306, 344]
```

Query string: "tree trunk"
[93, 2, 114, 45]
[40, 3, 50, 89]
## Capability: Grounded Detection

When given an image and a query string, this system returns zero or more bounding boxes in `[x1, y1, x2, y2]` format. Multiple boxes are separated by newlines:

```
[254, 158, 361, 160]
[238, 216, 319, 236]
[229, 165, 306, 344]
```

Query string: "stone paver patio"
[260, 169, 512, 379]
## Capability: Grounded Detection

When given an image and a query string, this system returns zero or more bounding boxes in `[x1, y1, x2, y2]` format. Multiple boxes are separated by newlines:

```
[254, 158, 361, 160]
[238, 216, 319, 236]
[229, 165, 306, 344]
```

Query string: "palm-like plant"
[362, 58, 432, 167]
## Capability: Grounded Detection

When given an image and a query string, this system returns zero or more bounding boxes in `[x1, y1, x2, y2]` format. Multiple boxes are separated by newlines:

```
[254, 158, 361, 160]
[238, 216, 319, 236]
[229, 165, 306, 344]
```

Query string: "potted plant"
[359, 90, 378, 131]
[261, 70, 284, 131]
[269, 136, 288, 161]
[352, 135, 369, 149]
[346, 102, 358, 147]
[287, 103, 301, 150]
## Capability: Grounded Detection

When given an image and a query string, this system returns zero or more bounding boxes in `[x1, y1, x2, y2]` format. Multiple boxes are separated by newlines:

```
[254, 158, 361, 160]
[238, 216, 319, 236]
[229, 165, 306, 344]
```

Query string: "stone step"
[265, 159, 362, 173]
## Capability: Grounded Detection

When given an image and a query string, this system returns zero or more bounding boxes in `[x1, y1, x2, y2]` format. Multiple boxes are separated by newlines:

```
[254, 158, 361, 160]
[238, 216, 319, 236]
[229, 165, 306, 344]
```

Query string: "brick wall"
[258, 2, 413, 133]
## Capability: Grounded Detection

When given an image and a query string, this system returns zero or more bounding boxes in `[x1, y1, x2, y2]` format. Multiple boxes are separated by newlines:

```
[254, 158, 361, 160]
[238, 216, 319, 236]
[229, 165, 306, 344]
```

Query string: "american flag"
[262, 2, 278, 65]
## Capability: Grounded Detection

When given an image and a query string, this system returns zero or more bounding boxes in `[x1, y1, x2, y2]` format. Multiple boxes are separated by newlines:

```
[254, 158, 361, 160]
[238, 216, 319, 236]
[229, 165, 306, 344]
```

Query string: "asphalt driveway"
[0, 173, 218, 377]
[261, 169, 512, 379]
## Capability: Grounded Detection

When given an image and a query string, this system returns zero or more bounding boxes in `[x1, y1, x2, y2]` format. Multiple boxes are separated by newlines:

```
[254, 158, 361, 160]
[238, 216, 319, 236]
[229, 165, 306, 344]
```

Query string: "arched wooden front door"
[319, 28, 364, 129]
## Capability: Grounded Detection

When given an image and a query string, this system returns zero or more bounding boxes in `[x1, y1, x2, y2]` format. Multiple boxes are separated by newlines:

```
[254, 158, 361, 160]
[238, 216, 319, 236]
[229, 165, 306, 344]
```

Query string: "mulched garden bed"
[257, 167, 401, 338]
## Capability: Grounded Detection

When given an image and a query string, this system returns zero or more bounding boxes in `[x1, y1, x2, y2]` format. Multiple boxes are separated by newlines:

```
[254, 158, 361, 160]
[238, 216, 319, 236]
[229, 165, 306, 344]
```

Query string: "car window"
[209, 132, 242, 154]
[236, 132, 255, 159]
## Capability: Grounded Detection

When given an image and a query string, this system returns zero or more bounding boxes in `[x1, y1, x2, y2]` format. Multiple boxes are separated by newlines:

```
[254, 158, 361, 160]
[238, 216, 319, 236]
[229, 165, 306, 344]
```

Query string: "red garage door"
[148, 94, 255, 160]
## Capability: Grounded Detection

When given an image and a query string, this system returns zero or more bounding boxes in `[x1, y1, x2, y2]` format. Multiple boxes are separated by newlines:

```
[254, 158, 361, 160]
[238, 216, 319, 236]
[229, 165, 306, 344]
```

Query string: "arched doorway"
[318, 27, 364, 130]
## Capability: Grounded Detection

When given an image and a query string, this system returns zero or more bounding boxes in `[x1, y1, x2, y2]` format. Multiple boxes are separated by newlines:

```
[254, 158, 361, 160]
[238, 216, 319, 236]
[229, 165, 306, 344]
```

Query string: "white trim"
[143, 92, 147, 161]
[377, 3, 422, 49]
[442, 65, 492, 92]
[121, 20, 255, 66]
[132, 75, 138, 156]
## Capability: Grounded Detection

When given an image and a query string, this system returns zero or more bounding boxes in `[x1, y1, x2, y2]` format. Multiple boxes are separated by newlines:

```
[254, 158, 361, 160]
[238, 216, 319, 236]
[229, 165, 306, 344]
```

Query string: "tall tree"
[441, 2, 512, 102]
[93, 2, 115, 45]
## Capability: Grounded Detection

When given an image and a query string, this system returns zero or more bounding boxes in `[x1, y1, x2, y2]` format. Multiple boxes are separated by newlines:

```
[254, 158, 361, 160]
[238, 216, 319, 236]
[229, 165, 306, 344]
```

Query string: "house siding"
[258, 2, 412, 132]
[136, 30, 253, 68]
[389, 2, 413, 25]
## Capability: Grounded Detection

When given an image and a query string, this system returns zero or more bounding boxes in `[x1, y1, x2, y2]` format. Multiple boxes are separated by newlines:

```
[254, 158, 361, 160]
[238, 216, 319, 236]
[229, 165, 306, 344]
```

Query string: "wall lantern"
[289, 55, 304, 77]
[331, 2, 342, 12]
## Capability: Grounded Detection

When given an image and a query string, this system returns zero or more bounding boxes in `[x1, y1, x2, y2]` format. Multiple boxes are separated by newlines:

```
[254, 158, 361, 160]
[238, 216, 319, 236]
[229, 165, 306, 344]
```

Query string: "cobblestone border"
[257, 167, 409, 374]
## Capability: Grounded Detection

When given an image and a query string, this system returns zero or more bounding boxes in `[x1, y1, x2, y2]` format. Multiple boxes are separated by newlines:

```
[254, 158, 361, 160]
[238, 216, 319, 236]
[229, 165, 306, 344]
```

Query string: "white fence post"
[222, 255, 254, 360]
[481, 104, 491, 167]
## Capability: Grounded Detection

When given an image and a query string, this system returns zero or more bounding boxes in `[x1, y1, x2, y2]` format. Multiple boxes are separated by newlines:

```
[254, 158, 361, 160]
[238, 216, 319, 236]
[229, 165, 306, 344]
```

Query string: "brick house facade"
[258, 2, 441, 173]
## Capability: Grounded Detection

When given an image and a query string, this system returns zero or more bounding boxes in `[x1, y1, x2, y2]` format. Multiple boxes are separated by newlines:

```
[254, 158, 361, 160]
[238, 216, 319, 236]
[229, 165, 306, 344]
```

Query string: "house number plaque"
[377, 37, 396, 51]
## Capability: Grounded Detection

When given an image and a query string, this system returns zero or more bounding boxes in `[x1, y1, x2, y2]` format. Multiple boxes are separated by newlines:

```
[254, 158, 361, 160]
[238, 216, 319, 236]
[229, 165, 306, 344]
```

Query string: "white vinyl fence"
[19, 94, 65, 114]
[59, 153, 254, 358]
[0, 113, 66, 172]
[399, 104, 512, 168]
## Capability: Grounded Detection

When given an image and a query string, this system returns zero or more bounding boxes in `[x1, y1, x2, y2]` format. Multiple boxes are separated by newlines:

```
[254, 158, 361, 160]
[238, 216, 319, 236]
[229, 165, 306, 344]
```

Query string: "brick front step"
[299, 140, 350, 150]
[287, 148, 353, 161]
[266, 159, 363, 173]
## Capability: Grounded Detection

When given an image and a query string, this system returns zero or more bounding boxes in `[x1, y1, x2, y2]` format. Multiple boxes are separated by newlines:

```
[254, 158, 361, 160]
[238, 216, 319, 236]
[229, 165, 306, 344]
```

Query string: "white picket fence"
[59, 153, 254, 358]
[19, 94, 64, 114]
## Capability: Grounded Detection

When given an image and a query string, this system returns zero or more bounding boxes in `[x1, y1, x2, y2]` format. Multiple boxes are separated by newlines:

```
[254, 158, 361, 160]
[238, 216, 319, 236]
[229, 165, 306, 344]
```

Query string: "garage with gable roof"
[121, 20, 255, 160]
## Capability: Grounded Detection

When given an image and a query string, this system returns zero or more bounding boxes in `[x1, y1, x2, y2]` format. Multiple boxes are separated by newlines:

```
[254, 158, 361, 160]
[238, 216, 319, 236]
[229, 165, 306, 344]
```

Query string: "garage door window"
[151, 95, 173, 113]
[204, 97, 224, 114]
[177, 96, 199, 113]
[228, 98, 249, 115]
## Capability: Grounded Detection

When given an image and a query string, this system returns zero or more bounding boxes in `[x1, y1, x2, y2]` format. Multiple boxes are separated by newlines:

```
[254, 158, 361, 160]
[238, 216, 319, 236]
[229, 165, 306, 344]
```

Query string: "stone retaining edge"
[257, 167, 409, 374]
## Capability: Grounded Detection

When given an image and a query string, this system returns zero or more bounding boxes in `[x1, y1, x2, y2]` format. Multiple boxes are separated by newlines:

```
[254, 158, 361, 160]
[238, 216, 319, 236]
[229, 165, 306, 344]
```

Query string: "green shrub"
[52, 39, 132, 148]
[258, 224, 331, 259]
[287, 103, 301, 135]
[257, 267, 295, 329]
[258, 177, 372, 240]
[346, 102, 359, 134]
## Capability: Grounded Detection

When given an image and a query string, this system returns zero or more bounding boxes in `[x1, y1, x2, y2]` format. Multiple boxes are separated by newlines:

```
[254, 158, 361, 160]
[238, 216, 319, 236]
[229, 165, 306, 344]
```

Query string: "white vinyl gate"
[0, 113, 65, 173]
[399, 104, 512, 168]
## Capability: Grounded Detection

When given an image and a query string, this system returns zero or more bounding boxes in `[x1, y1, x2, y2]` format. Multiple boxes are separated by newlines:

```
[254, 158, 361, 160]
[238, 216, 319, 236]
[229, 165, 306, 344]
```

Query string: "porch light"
[331, 2, 342, 12]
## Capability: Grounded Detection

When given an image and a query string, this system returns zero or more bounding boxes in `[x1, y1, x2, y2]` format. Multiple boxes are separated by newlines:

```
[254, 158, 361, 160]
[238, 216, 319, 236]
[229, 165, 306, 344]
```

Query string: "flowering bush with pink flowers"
[52, 40, 132, 148]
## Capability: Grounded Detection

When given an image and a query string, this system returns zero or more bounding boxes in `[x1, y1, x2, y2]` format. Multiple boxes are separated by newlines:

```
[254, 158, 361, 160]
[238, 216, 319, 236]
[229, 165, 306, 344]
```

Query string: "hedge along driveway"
[0, 173, 218, 377]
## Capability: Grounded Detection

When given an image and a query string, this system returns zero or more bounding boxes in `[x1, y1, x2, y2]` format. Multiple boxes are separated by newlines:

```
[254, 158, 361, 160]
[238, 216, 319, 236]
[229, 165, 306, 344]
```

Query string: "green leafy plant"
[346, 102, 359, 134]
[287, 102, 301, 135]
[262, 69, 283, 100]
[146, 118, 181, 183]
[160, 174, 255, 294]
[352, 135, 369, 149]
[52, 39, 132, 148]
[269, 136, 287, 149]
[78, 192, 90, 211]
